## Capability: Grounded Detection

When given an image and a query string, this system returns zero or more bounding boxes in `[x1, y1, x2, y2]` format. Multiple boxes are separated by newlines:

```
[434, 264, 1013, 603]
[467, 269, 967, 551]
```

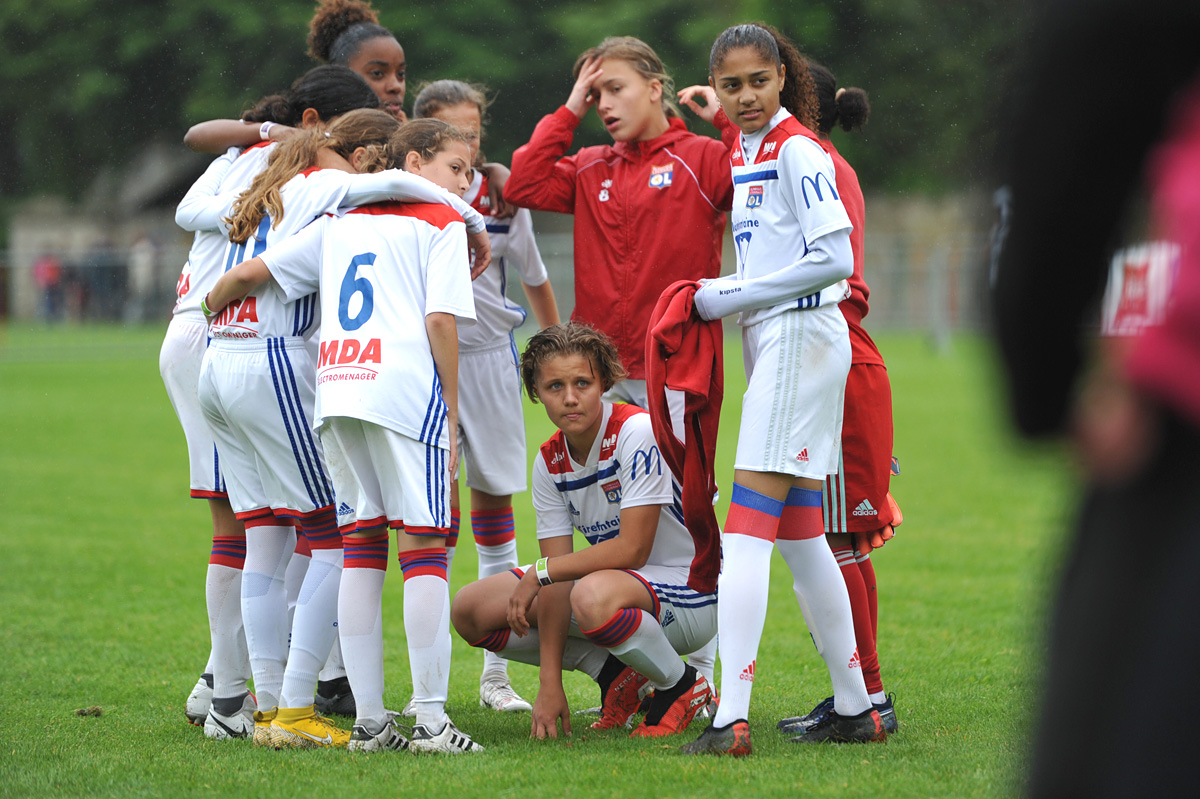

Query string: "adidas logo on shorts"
[662, 608, 677, 627]
[796, 448, 809, 463]
[852, 499, 878, 517]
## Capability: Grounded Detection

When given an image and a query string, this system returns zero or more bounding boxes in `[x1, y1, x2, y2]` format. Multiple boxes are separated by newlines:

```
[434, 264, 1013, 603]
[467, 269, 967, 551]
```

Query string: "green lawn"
[0, 323, 1075, 798]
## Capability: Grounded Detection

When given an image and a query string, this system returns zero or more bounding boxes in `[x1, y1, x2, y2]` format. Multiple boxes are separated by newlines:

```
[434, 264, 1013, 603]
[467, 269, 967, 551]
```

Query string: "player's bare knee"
[570, 574, 614, 630]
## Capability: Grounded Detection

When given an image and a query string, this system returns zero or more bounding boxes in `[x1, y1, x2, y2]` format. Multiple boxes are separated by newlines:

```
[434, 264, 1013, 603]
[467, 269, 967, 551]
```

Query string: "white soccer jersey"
[531, 402, 695, 573]
[459, 171, 550, 351]
[173, 142, 276, 320]
[728, 108, 852, 327]
[264, 201, 476, 446]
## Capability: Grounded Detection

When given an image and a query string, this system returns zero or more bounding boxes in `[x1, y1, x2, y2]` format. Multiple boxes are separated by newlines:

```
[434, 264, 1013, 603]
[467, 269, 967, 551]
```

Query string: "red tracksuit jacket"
[507, 106, 734, 379]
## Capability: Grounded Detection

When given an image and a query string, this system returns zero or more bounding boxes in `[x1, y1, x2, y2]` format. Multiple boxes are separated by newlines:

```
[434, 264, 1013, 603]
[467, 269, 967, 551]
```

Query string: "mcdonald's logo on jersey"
[649, 163, 674, 189]
[799, 173, 839, 209]
[630, 446, 662, 478]
[746, 185, 764, 208]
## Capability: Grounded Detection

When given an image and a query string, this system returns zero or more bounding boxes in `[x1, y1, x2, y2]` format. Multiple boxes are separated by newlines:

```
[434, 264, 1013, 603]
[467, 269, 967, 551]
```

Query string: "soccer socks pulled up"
[775, 487, 870, 718]
[280, 515, 343, 709]
[338, 533, 389, 727]
[472, 507, 518, 577]
[471, 627, 608, 680]
[207, 534, 250, 699]
[398, 547, 452, 731]
[240, 522, 294, 711]
[472, 507, 519, 683]
[713, 484, 783, 728]
[855, 547, 880, 641]
[443, 510, 460, 572]
[283, 529, 312, 634]
[582, 608, 686, 691]
[832, 543, 883, 695]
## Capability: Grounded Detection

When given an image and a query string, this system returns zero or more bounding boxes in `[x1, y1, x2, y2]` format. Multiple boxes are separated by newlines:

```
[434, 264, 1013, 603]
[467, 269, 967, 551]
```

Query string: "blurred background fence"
[1, 192, 993, 354]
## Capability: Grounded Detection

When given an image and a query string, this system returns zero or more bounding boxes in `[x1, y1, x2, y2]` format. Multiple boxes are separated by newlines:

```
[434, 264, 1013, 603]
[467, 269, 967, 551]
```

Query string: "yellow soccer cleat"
[270, 705, 351, 749]
[252, 708, 278, 747]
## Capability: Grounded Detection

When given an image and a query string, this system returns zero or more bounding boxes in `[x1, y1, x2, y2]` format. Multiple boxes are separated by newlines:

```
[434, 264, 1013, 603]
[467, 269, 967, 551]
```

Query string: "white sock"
[595, 609, 686, 691]
[319, 635, 347, 682]
[403, 573, 452, 730]
[283, 549, 311, 637]
[476, 541, 518, 577]
[713, 534, 775, 727]
[280, 548, 343, 708]
[491, 629, 608, 680]
[240, 525, 293, 710]
[776, 536, 871, 717]
[338, 542, 388, 727]
[686, 637, 718, 686]
[207, 562, 248, 699]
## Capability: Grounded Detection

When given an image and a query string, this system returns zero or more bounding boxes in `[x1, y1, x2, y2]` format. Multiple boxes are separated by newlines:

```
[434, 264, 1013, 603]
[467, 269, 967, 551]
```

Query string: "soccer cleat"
[399, 696, 417, 718]
[314, 676, 356, 717]
[270, 705, 351, 749]
[590, 665, 649, 730]
[410, 720, 484, 754]
[680, 719, 753, 757]
[479, 678, 532, 713]
[252, 708, 278, 746]
[630, 666, 712, 737]
[788, 707, 887, 744]
[185, 673, 213, 726]
[777, 695, 834, 733]
[348, 718, 410, 752]
[203, 693, 255, 741]
[874, 694, 899, 735]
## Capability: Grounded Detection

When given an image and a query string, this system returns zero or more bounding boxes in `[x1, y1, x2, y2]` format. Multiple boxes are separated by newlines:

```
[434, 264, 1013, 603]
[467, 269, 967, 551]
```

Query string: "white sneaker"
[410, 720, 483, 754]
[203, 693, 255, 740]
[399, 696, 416, 718]
[480, 678, 532, 713]
[348, 718, 410, 752]
[186, 674, 213, 726]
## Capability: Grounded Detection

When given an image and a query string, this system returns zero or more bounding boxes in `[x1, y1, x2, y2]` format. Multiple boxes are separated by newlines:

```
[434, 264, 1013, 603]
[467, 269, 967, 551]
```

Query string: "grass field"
[0, 323, 1076, 798]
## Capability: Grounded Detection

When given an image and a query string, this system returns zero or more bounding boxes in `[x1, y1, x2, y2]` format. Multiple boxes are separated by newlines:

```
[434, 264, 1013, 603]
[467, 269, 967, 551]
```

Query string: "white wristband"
[535, 557, 552, 587]
[259, 121, 275, 141]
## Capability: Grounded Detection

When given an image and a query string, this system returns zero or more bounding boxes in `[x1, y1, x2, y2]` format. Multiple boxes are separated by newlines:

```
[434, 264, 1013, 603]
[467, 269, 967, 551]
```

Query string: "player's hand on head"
[530, 684, 572, 739]
[566, 56, 604, 119]
[678, 85, 720, 125]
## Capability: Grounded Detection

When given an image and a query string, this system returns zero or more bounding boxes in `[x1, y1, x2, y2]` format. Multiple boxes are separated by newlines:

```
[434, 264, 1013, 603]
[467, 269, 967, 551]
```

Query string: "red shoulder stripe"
[346, 201, 464, 230]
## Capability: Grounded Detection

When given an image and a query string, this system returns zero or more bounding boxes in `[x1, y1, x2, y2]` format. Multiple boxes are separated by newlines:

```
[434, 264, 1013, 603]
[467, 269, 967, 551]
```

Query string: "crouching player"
[202, 119, 483, 753]
[451, 323, 715, 739]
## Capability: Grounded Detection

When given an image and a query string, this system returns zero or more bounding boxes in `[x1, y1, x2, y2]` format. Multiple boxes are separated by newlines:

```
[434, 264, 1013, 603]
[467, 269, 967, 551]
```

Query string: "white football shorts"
[321, 416, 453, 533]
[159, 315, 225, 498]
[198, 336, 335, 519]
[457, 340, 528, 496]
[735, 304, 851, 480]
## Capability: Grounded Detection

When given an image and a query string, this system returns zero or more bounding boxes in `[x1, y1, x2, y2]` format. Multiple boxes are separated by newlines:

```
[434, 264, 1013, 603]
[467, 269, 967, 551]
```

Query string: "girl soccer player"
[680, 24, 884, 756]
[206, 119, 483, 754]
[196, 110, 489, 746]
[412, 79, 560, 715]
[307, 0, 406, 121]
[775, 62, 901, 737]
[451, 323, 716, 740]
[164, 65, 383, 734]
[504, 36, 734, 409]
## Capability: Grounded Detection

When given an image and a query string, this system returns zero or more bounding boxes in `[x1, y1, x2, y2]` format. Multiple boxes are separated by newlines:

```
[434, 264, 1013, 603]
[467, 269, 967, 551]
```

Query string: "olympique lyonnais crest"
[649, 163, 674, 188]
[602, 479, 622, 504]
[746, 185, 763, 208]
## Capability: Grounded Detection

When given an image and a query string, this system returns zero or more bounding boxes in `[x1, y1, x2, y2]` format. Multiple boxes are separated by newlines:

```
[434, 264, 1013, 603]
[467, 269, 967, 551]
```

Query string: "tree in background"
[0, 0, 1026, 201]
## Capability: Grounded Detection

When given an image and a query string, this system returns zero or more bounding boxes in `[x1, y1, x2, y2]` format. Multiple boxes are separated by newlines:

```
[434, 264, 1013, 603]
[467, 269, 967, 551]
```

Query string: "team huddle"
[160, 0, 901, 757]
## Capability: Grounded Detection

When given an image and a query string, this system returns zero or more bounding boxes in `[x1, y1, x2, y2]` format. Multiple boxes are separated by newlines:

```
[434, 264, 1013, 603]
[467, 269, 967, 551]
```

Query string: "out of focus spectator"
[125, 231, 158, 323]
[32, 252, 63, 321]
